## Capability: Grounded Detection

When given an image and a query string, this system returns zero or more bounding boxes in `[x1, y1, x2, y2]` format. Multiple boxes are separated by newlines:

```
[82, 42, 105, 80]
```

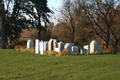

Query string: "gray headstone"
[90, 40, 99, 53]
[48, 39, 57, 51]
[80, 49, 88, 54]
[58, 42, 65, 52]
[27, 40, 34, 49]
[0, 4, 6, 49]
[44, 41, 48, 52]
[64, 43, 74, 53]
[83, 45, 90, 53]
[72, 46, 78, 53]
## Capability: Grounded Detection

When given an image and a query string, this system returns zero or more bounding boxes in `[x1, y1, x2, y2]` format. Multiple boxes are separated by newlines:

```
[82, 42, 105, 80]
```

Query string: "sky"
[47, 0, 62, 25]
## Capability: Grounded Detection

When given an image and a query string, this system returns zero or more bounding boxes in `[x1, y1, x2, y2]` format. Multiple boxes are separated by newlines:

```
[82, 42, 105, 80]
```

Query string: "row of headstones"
[35, 39, 78, 54]
[81, 40, 99, 54]
[27, 39, 99, 54]
[27, 39, 78, 54]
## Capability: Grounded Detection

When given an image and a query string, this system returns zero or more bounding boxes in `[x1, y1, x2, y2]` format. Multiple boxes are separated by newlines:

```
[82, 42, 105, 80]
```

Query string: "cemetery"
[12, 38, 117, 56]
[24, 38, 116, 56]
[0, 0, 120, 79]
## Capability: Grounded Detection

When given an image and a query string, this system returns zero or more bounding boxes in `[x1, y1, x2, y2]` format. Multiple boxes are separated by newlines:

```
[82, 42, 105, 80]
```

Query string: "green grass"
[0, 49, 120, 80]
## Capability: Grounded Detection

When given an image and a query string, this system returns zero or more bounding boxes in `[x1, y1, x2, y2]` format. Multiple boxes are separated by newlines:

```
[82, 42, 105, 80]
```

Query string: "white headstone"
[55, 48, 61, 52]
[90, 40, 99, 53]
[48, 39, 54, 51]
[64, 43, 74, 53]
[72, 46, 78, 53]
[80, 49, 88, 54]
[53, 39, 58, 51]
[44, 41, 48, 52]
[58, 42, 65, 52]
[39, 40, 44, 55]
[35, 39, 39, 54]
[83, 45, 90, 53]
[27, 40, 34, 49]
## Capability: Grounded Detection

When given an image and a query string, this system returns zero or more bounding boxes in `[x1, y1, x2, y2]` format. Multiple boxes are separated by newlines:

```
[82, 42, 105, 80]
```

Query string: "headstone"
[27, 40, 34, 49]
[55, 48, 60, 52]
[90, 40, 99, 53]
[48, 39, 57, 51]
[83, 45, 90, 53]
[48, 39, 54, 51]
[72, 46, 78, 53]
[58, 42, 65, 52]
[44, 41, 48, 52]
[64, 43, 74, 53]
[53, 39, 58, 51]
[0, 4, 6, 49]
[39, 40, 44, 55]
[80, 49, 88, 54]
[35, 39, 39, 54]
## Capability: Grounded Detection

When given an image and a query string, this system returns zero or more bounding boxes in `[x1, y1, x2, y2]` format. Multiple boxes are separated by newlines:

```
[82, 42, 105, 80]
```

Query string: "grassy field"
[0, 49, 120, 80]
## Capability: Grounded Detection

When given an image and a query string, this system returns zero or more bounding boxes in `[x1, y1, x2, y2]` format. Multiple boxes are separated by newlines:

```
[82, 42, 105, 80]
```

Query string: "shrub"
[43, 51, 59, 56]
[14, 45, 35, 53]
[14, 45, 23, 51]
[43, 49, 70, 56]
[101, 48, 117, 54]
[105, 48, 117, 54]
[30, 48, 35, 53]
[59, 48, 69, 56]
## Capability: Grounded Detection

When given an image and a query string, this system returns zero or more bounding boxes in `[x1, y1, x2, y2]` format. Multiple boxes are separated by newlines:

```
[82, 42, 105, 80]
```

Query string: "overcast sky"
[47, 0, 62, 25]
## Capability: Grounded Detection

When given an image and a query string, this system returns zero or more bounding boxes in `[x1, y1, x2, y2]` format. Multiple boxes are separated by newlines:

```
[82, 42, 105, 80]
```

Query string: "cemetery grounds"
[0, 49, 120, 80]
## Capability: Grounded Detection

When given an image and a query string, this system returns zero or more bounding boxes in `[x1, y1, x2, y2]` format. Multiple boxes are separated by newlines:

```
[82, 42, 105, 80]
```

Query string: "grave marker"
[58, 42, 65, 52]
[53, 39, 57, 51]
[44, 41, 48, 52]
[39, 40, 44, 55]
[35, 39, 39, 54]
[48, 39, 53, 51]
[72, 46, 78, 53]
[90, 40, 99, 53]
[27, 40, 34, 49]
[83, 45, 90, 53]
[64, 43, 74, 53]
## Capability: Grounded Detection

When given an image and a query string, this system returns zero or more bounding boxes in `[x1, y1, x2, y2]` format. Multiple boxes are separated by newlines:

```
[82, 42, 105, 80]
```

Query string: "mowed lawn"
[0, 49, 120, 80]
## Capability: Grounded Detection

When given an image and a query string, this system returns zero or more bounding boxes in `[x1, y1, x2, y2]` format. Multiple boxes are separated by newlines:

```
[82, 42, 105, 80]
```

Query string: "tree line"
[52, 0, 120, 48]
[0, 0, 52, 46]
[1, 0, 120, 49]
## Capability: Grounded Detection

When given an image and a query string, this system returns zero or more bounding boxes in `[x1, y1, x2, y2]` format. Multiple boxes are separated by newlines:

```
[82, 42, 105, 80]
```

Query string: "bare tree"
[75, 0, 120, 48]
[56, 0, 76, 43]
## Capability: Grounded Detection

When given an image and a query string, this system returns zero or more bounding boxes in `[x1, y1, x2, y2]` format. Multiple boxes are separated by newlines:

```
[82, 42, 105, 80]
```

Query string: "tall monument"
[0, 4, 6, 49]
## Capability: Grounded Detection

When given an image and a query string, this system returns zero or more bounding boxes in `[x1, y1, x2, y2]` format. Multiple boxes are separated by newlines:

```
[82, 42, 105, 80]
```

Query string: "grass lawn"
[0, 49, 120, 80]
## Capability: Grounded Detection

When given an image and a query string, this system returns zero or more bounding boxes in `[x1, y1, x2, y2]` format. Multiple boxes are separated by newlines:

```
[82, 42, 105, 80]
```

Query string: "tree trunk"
[38, 13, 41, 40]
[106, 41, 109, 48]
[113, 39, 120, 48]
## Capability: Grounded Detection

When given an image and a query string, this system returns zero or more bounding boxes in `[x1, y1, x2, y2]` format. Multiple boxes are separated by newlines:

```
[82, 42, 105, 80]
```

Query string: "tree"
[29, 0, 53, 40]
[53, 0, 94, 47]
[75, 0, 120, 48]
[51, 22, 72, 43]
[2, 0, 35, 45]
[56, 0, 76, 43]
[0, 0, 52, 46]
